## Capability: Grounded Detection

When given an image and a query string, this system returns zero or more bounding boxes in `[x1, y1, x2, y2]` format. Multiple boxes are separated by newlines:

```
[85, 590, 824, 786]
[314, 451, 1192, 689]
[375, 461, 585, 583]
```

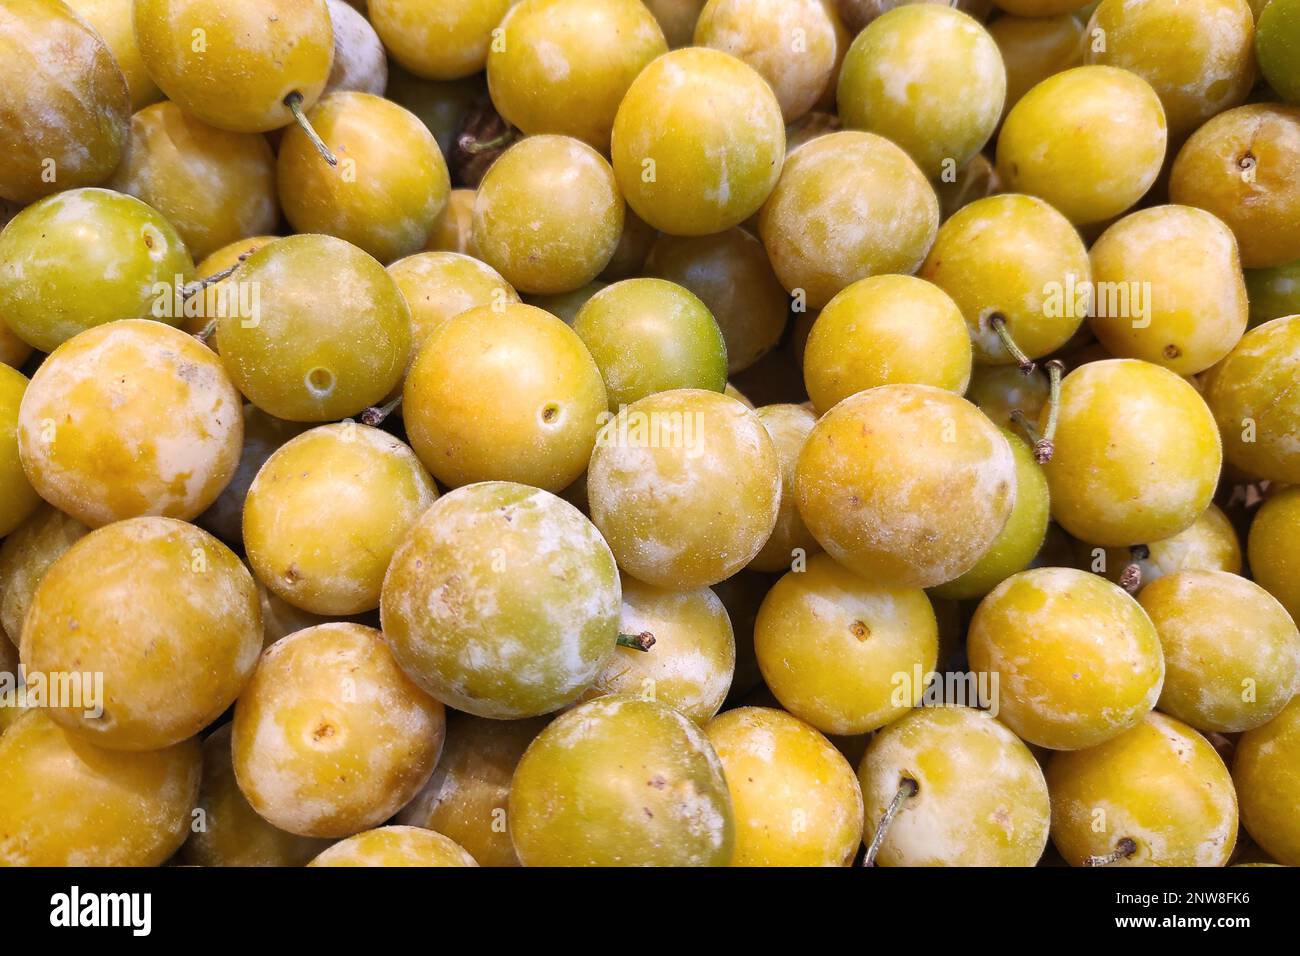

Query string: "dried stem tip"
[1084, 837, 1138, 867]
[616, 631, 656, 652]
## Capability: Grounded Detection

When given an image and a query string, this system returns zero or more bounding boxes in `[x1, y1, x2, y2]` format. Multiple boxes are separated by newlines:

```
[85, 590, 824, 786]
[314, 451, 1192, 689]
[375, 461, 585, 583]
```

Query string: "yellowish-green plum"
[1048, 711, 1238, 866]
[988, 13, 1086, 121]
[64, 0, 163, 111]
[17, 320, 243, 528]
[488, 0, 667, 150]
[749, 404, 822, 573]
[186, 235, 280, 338]
[1139, 570, 1300, 733]
[243, 424, 438, 616]
[0, 366, 39, 538]
[706, 706, 864, 866]
[309, 826, 478, 866]
[425, 188, 478, 256]
[0, 506, 89, 646]
[402, 303, 607, 492]
[1234, 697, 1300, 866]
[759, 130, 939, 309]
[370, 0, 514, 80]
[388, 252, 517, 356]
[474, 135, 624, 294]
[859, 707, 1051, 867]
[572, 278, 728, 411]
[1081, 502, 1242, 587]
[1249, 486, 1300, 622]
[968, 567, 1165, 750]
[838, 5, 1005, 179]
[754, 553, 938, 736]
[381, 482, 620, 718]
[579, 577, 735, 724]
[803, 275, 972, 414]
[396, 713, 550, 867]
[509, 695, 735, 866]
[611, 47, 785, 236]
[587, 389, 781, 589]
[645, 0, 709, 46]
[1043, 359, 1221, 546]
[0, 318, 32, 371]
[967, 363, 1050, 428]
[796, 384, 1016, 588]
[600, 208, 658, 282]
[997, 66, 1167, 226]
[1245, 260, 1300, 327]
[232, 622, 446, 838]
[1204, 315, 1300, 482]
[0, 710, 199, 866]
[216, 234, 413, 422]
[0, 188, 193, 353]
[323, 0, 387, 96]
[1258, 0, 1300, 101]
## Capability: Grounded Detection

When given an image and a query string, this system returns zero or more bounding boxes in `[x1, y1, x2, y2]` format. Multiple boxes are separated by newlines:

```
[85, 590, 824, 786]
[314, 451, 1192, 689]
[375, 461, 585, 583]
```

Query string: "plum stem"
[989, 314, 1036, 374]
[460, 128, 514, 155]
[285, 92, 338, 167]
[193, 319, 216, 344]
[863, 776, 918, 867]
[181, 252, 253, 300]
[616, 631, 655, 652]
[1084, 837, 1137, 867]
[359, 396, 402, 427]
[1010, 409, 1042, 449]
[1119, 545, 1149, 594]
[1033, 360, 1064, 464]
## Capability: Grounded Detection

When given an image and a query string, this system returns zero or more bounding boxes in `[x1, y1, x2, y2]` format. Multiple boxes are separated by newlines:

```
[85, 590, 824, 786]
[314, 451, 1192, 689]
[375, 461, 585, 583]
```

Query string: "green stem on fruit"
[285, 91, 338, 167]
[1032, 360, 1064, 464]
[181, 252, 252, 300]
[1084, 837, 1137, 867]
[359, 396, 402, 427]
[193, 319, 217, 344]
[1119, 545, 1149, 594]
[1010, 409, 1042, 449]
[460, 127, 515, 155]
[989, 314, 1036, 375]
[863, 776, 918, 867]
[616, 631, 655, 652]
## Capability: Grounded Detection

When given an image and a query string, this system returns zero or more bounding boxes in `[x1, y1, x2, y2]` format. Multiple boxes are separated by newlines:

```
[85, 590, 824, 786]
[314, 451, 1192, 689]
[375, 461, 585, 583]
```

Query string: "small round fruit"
[232, 622, 446, 838]
[580, 577, 735, 724]
[859, 707, 1051, 867]
[388, 252, 517, 355]
[1140, 570, 1300, 733]
[278, 92, 450, 264]
[186, 235, 280, 338]
[0, 317, 32, 370]
[324, 0, 387, 95]
[1088, 205, 1248, 375]
[133, 0, 334, 133]
[1234, 696, 1300, 865]
[1084, 502, 1242, 587]
[396, 714, 549, 867]
[402, 303, 606, 491]
[1048, 711, 1238, 866]
[508, 695, 735, 866]
[749, 403, 822, 573]
[967, 363, 1051, 428]
[759, 130, 938, 309]
[587, 389, 780, 589]
[645, 0, 709, 46]
[1256, 0, 1300, 104]
[0, 711, 199, 866]
[216, 234, 412, 422]
[612, 48, 785, 236]
[0, 505, 88, 645]
[795, 384, 1016, 588]
[308, 826, 478, 867]
[64, 0, 163, 110]
[997, 66, 1167, 226]
[706, 706, 863, 866]
[1249, 486, 1300, 621]
[968, 567, 1165, 750]
[0, 188, 193, 353]
[108, 101, 278, 261]
[0, 0, 129, 203]
[988, 14, 1086, 121]
[370, 0, 515, 80]
[0, 366, 39, 538]
[803, 275, 971, 414]
[17, 320, 242, 527]
[754, 553, 938, 736]
[244, 424, 437, 615]
[1245, 259, 1300, 327]
[572, 278, 728, 411]
[424, 189, 479, 256]
[1043, 359, 1221, 546]
[838, 5, 1005, 178]
[21, 517, 262, 750]
[381, 482, 620, 718]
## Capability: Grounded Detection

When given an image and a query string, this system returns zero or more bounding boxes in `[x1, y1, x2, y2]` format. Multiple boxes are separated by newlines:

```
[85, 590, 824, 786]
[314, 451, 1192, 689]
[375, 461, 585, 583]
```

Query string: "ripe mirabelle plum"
[186, 236, 280, 339]
[323, 0, 387, 96]
[803, 275, 972, 414]
[1258, 0, 1300, 103]
[243, 424, 437, 615]
[0, 506, 88, 645]
[600, 209, 658, 282]
[388, 252, 517, 355]
[1042, 359, 1221, 546]
[759, 131, 938, 309]
[1247, 486, 1300, 621]
[1080, 502, 1242, 588]
[859, 707, 1051, 867]
[795, 384, 1016, 588]
[21, 517, 262, 750]
[587, 389, 781, 588]
[0, 319, 31, 371]
[754, 553, 939, 736]
[968, 567, 1165, 750]
[988, 14, 1086, 122]
[749, 404, 822, 573]
[1233, 696, 1300, 865]
[396, 713, 550, 867]
[0, 0, 129, 203]
[1048, 711, 1238, 866]
[1088, 205, 1248, 375]
[134, 0, 334, 133]
[402, 303, 607, 492]
[645, 0, 708, 46]
[424, 189, 479, 257]
[1245, 260, 1300, 327]
[309, 827, 478, 867]
[611, 48, 785, 237]
[197, 405, 306, 547]
[232, 622, 446, 838]
[63, 0, 163, 110]
[487, 0, 667, 151]
[369, 0, 515, 81]
[0, 188, 193, 353]
[838, 5, 1005, 178]
[997, 66, 1167, 226]
[0, 710, 199, 866]
[473, 135, 624, 294]
[17, 320, 242, 527]
[0, 366, 39, 538]
[1139, 570, 1300, 733]
[706, 706, 864, 866]
[381, 482, 620, 718]
[508, 695, 735, 866]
